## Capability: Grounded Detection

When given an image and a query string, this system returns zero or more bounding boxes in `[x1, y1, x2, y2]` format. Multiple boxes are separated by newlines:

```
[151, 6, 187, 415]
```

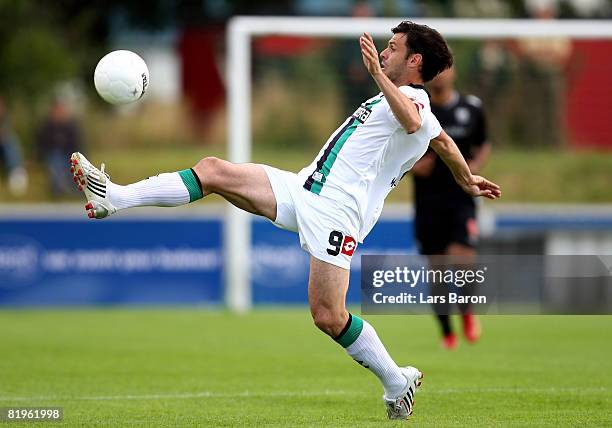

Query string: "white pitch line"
[430, 386, 610, 394]
[0, 390, 354, 402]
[0, 387, 608, 403]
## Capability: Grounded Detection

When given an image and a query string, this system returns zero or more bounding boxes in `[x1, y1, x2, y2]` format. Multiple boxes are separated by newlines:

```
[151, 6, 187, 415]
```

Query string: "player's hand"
[360, 32, 382, 76]
[411, 153, 436, 177]
[462, 175, 501, 199]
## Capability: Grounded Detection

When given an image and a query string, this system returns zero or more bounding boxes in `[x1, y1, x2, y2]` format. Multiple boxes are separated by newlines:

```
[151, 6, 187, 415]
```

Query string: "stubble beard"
[384, 66, 400, 84]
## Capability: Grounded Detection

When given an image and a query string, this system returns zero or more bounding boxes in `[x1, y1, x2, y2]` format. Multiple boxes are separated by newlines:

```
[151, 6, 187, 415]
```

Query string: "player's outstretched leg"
[307, 256, 423, 420]
[70, 153, 277, 220]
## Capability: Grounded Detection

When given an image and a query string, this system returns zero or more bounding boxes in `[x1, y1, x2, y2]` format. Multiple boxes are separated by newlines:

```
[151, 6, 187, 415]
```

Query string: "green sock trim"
[335, 313, 364, 348]
[178, 169, 203, 202]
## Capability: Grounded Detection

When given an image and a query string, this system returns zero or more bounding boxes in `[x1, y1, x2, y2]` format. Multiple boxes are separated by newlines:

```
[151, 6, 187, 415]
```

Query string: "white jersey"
[298, 84, 442, 242]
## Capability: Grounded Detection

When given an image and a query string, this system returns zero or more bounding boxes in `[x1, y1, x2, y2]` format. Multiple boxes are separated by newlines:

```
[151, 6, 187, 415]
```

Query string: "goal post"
[225, 16, 612, 312]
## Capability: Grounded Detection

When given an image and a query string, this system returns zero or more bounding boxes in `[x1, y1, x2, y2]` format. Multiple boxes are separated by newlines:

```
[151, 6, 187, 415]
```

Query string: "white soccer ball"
[94, 50, 149, 105]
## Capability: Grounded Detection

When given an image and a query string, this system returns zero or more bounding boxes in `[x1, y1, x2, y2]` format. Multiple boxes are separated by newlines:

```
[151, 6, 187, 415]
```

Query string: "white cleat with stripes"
[70, 152, 117, 219]
[384, 366, 423, 420]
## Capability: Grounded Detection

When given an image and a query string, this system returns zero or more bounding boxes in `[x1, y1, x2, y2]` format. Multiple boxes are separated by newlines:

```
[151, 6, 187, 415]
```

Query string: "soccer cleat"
[70, 152, 117, 219]
[462, 313, 481, 343]
[383, 366, 423, 420]
[442, 333, 458, 350]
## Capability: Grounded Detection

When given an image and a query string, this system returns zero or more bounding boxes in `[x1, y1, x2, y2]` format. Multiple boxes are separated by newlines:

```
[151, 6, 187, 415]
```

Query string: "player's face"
[380, 33, 416, 83]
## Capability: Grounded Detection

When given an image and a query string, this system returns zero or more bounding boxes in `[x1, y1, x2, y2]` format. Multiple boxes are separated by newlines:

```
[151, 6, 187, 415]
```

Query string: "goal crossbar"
[230, 17, 612, 38]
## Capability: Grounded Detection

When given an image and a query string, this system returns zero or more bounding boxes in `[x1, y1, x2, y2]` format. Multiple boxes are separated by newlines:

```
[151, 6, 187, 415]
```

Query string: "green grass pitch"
[1, 309, 611, 426]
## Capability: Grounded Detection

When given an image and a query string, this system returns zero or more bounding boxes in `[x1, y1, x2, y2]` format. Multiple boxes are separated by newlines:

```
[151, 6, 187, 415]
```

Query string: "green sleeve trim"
[335, 313, 364, 348]
[178, 169, 203, 202]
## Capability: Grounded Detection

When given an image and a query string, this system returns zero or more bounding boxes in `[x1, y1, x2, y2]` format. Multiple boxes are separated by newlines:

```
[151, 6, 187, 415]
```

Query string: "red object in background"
[178, 31, 322, 129]
[254, 36, 325, 57]
[178, 28, 225, 123]
[566, 41, 612, 149]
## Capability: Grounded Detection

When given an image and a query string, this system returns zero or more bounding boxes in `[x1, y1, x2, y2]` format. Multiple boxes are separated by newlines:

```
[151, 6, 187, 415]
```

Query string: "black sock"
[437, 314, 452, 336]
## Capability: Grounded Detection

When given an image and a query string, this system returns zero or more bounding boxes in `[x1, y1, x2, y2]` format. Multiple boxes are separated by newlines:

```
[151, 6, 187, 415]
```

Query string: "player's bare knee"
[194, 156, 223, 194]
[312, 308, 345, 337]
[312, 311, 334, 335]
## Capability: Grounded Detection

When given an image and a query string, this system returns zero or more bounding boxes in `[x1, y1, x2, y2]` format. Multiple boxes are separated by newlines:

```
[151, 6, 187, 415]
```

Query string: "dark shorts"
[414, 204, 478, 255]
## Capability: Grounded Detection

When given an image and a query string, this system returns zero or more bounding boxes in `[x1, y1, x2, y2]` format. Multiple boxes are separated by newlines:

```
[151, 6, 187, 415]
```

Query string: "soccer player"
[70, 21, 500, 420]
[411, 67, 491, 350]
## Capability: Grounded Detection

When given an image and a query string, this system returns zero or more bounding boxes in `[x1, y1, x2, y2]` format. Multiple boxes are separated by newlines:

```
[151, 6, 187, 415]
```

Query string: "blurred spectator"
[565, 0, 611, 18]
[515, 0, 572, 146]
[0, 96, 28, 196]
[36, 98, 83, 197]
[468, 40, 515, 147]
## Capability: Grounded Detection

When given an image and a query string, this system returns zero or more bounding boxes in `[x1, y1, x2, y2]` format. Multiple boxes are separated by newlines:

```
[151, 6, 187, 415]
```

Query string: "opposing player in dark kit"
[411, 66, 491, 349]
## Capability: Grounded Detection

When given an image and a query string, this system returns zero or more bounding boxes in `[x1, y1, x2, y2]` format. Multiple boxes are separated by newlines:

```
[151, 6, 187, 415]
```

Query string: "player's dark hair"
[391, 21, 453, 82]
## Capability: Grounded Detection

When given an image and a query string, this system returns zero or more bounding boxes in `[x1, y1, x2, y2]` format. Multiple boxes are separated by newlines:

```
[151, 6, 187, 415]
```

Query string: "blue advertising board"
[0, 215, 416, 306]
[0, 218, 222, 306]
[2, 207, 609, 306]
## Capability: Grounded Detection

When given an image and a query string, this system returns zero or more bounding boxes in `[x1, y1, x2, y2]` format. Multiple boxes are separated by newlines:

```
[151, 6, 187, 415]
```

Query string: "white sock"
[339, 315, 407, 398]
[108, 172, 196, 209]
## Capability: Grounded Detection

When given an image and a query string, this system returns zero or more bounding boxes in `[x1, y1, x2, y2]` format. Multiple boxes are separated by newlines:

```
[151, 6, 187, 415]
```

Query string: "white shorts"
[261, 165, 360, 270]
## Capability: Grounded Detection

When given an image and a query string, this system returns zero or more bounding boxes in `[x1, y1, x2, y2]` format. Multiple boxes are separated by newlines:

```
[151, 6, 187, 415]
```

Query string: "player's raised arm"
[360, 32, 422, 133]
[430, 130, 501, 199]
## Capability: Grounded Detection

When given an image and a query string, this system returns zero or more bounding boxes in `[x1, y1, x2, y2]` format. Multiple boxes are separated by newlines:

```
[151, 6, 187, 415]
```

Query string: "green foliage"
[0, 27, 78, 99]
[0, 0, 82, 100]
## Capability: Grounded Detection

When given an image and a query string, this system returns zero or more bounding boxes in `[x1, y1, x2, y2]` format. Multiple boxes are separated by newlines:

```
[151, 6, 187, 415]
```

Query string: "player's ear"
[408, 53, 423, 67]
